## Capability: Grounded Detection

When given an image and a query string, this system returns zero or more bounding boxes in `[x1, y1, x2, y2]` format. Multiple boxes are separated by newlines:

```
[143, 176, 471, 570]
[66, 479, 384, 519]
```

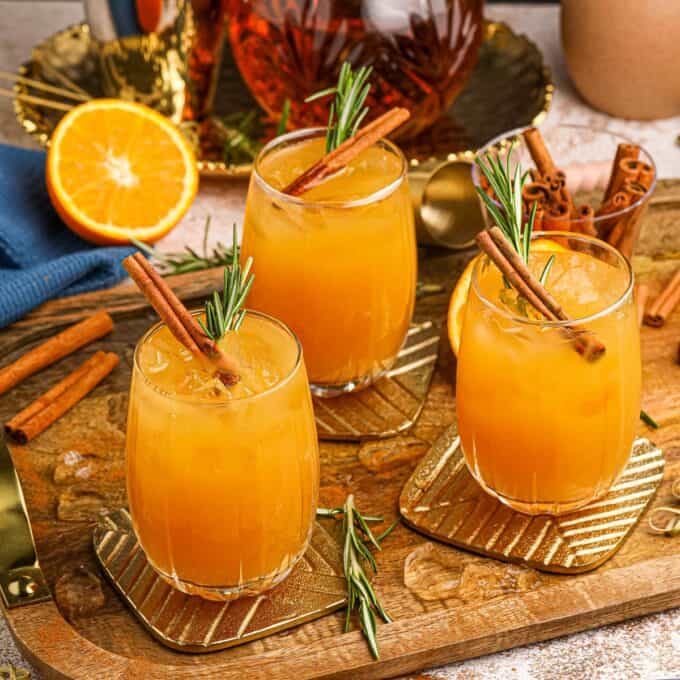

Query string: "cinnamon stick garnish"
[5, 351, 119, 444]
[603, 143, 640, 201]
[522, 127, 555, 176]
[0, 311, 113, 396]
[644, 268, 680, 327]
[634, 283, 649, 327]
[123, 254, 240, 382]
[282, 108, 410, 197]
[478, 227, 606, 361]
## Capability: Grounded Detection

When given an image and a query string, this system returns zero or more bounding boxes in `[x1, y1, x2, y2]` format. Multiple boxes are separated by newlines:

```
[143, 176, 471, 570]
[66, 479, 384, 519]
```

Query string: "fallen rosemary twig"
[132, 217, 236, 276]
[640, 409, 659, 429]
[317, 496, 397, 659]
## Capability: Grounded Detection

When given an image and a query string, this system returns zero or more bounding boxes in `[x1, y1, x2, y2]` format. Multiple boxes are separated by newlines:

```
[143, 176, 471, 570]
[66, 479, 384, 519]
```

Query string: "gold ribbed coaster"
[313, 318, 440, 441]
[400, 426, 664, 574]
[93, 510, 346, 652]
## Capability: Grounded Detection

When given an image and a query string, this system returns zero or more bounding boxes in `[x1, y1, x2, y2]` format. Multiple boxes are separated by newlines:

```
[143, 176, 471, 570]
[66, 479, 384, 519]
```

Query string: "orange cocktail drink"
[127, 310, 319, 600]
[457, 233, 640, 515]
[241, 129, 417, 396]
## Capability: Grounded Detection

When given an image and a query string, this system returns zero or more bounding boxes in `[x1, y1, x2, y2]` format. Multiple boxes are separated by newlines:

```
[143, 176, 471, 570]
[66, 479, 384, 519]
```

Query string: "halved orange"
[447, 239, 567, 356]
[47, 99, 198, 245]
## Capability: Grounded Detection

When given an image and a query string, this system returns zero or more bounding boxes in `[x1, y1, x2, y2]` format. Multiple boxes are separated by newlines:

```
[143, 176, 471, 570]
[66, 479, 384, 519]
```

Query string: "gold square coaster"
[93, 510, 346, 652]
[313, 318, 440, 441]
[400, 426, 664, 574]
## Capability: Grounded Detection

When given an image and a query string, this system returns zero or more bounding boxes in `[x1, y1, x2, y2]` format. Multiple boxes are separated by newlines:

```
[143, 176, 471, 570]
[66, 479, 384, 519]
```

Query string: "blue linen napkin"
[0, 144, 135, 329]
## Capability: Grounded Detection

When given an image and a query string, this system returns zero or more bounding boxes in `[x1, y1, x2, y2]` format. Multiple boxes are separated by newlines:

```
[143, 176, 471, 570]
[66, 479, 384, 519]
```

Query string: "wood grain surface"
[0, 182, 679, 679]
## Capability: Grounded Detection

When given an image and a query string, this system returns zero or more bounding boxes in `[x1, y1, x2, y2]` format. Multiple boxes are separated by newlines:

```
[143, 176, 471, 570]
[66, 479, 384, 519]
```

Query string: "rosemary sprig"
[317, 496, 396, 659]
[277, 98, 291, 136]
[640, 409, 659, 429]
[476, 150, 554, 285]
[306, 62, 373, 153]
[198, 225, 254, 341]
[218, 110, 263, 165]
[132, 217, 236, 276]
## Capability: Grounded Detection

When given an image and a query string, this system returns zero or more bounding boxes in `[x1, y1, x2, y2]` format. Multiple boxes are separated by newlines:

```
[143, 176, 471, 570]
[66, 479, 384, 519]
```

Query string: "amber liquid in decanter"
[184, 0, 231, 120]
[228, 0, 484, 139]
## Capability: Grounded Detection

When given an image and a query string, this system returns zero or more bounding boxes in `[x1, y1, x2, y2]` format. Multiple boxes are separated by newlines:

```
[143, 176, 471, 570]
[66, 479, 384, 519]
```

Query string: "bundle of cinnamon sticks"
[479, 128, 655, 258]
[2, 311, 118, 443]
[636, 269, 680, 329]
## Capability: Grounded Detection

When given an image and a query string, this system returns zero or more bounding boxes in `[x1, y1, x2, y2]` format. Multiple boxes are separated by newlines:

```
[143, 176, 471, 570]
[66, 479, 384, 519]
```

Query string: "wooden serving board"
[1, 182, 680, 680]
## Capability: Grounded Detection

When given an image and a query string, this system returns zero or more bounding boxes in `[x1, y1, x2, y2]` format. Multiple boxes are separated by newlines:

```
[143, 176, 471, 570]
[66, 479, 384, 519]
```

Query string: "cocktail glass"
[457, 232, 640, 515]
[126, 310, 319, 600]
[241, 128, 417, 397]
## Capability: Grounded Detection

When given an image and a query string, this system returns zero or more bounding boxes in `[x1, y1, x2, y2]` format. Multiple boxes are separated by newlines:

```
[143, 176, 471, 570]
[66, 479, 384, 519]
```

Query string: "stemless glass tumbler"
[457, 233, 640, 516]
[126, 310, 319, 601]
[241, 129, 417, 397]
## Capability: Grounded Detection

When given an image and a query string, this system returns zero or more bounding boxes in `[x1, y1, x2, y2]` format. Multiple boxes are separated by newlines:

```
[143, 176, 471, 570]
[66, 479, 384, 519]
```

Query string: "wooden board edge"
[2, 600, 130, 680]
[4, 553, 679, 680]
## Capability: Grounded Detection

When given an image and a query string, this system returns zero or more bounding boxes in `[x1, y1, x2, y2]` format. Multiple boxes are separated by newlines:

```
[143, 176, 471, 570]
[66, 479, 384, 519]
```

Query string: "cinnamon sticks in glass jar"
[476, 127, 655, 260]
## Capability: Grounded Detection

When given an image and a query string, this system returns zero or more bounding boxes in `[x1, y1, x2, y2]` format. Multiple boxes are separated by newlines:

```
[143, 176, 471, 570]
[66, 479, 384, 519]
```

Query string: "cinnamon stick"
[644, 268, 680, 327]
[282, 108, 410, 197]
[5, 351, 119, 444]
[608, 158, 642, 198]
[573, 204, 597, 236]
[543, 202, 570, 231]
[479, 227, 605, 361]
[603, 143, 640, 201]
[634, 283, 649, 327]
[608, 181, 647, 255]
[637, 163, 655, 190]
[522, 127, 555, 176]
[533, 208, 544, 231]
[522, 181, 550, 204]
[0, 311, 113, 396]
[596, 191, 630, 240]
[123, 254, 240, 381]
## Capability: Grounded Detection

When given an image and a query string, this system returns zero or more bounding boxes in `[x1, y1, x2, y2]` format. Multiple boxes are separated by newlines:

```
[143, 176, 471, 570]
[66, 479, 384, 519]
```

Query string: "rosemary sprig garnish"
[277, 98, 291, 136]
[199, 225, 254, 341]
[132, 217, 236, 276]
[306, 62, 373, 152]
[317, 495, 397, 659]
[476, 150, 554, 286]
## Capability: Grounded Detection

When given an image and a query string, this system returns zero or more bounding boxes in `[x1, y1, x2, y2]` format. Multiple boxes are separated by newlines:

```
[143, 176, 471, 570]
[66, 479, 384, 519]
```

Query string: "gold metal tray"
[400, 426, 664, 574]
[14, 21, 551, 178]
[93, 509, 346, 653]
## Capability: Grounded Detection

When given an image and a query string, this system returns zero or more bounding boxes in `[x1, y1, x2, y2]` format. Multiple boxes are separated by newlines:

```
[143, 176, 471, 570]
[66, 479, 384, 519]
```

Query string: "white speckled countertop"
[0, 3, 679, 679]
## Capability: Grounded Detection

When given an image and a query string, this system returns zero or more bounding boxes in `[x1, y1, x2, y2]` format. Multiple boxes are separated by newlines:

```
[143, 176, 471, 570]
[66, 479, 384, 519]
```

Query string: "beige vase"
[561, 0, 680, 119]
